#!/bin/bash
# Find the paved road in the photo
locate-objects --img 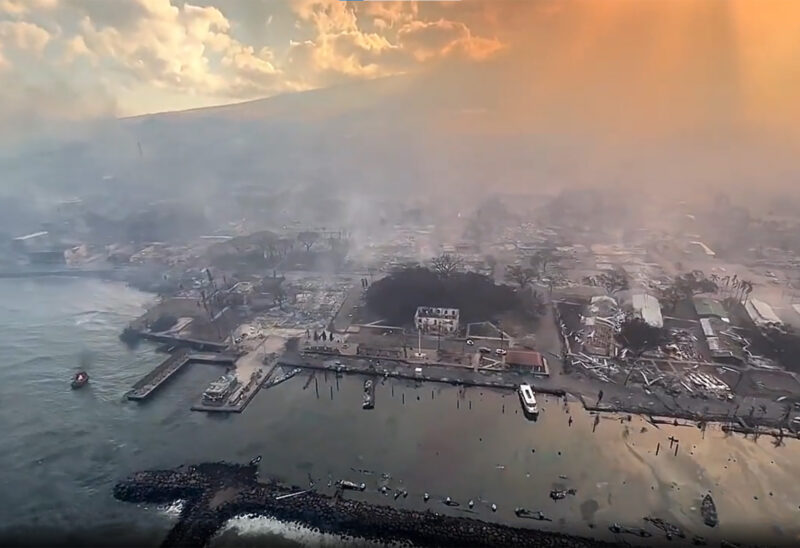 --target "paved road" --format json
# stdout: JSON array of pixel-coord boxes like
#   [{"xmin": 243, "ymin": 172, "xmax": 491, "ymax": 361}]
[{"xmin": 331, "ymin": 285, "xmax": 364, "ymax": 333}]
